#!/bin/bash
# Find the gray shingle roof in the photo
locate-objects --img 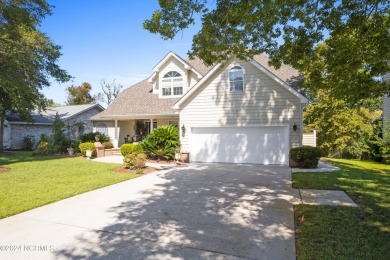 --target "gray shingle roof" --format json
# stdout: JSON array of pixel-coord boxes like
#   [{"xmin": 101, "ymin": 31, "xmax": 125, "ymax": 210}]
[
  {"xmin": 6, "ymin": 104, "xmax": 103, "ymax": 124},
  {"xmin": 91, "ymin": 53, "xmax": 301, "ymax": 120},
  {"xmin": 90, "ymin": 80, "xmax": 178, "ymax": 120}
]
